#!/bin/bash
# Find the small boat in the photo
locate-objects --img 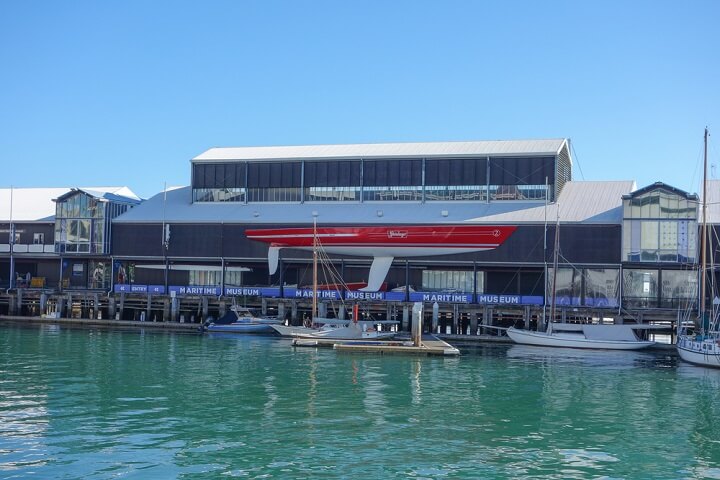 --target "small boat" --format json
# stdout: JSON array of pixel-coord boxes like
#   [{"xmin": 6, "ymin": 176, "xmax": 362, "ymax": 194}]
[
  {"xmin": 203, "ymin": 306, "xmax": 282, "ymax": 334},
  {"xmin": 506, "ymin": 208, "xmax": 654, "ymax": 351},
  {"xmin": 292, "ymin": 320, "xmax": 397, "ymax": 340},
  {"xmin": 269, "ymin": 318, "xmax": 350, "ymax": 337},
  {"xmin": 506, "ymin": 323, "xmax": 656, "ymax": 350}
]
